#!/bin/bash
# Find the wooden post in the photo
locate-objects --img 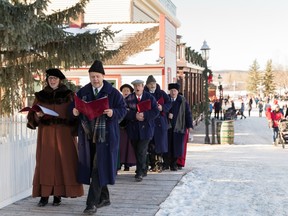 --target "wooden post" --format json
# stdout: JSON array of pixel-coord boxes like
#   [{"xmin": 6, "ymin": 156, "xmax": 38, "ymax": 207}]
[{"xmin": 211, "ymin": 118, "xmax": 215, "ymax": 144}]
